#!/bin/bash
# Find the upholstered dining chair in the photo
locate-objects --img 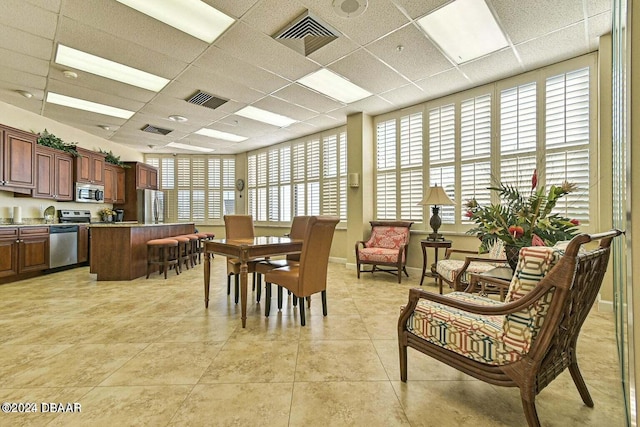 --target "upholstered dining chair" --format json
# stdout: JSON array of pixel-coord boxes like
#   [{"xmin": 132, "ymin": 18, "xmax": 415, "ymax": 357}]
[
  {"xmin": 398, "ymin": 229, "xmax": 622, "ymax": 427},
  {"xmin": 355, "ymin": 220, "xmax": 414, "ymax": 283},
  {"xmin": 253, "ymin": 215, "xmax": 310, "ymax": 304},
  {"xmin": 264, "ymin": 216, "xmax": 339, "ymax": 326},
  {"xmin": 223, "ymin": 214, "xmax": 262, "ymax": 303}
]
